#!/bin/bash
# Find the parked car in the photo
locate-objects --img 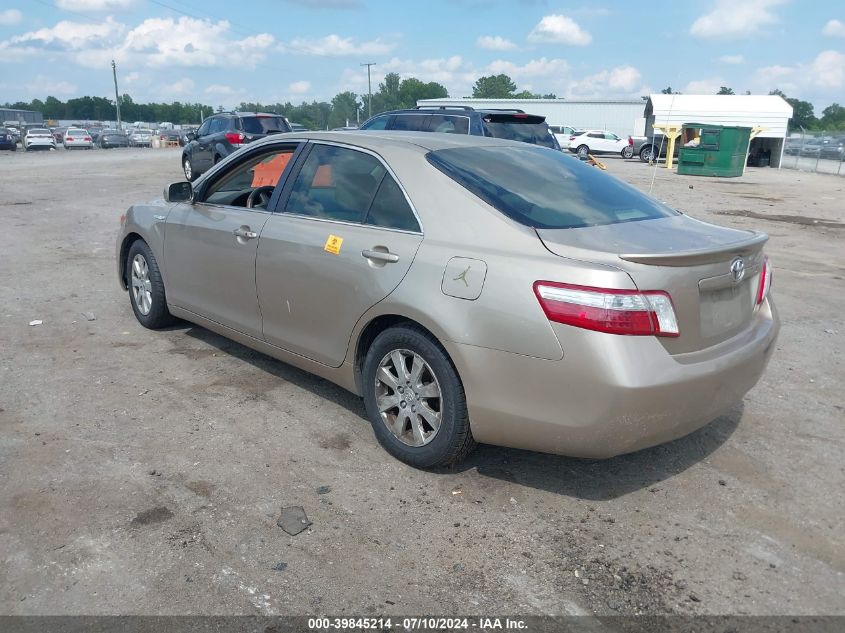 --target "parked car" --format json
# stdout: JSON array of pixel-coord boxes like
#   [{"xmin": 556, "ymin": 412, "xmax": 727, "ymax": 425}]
[
  {"xmin": 158, "ymin": 128, "xmax": 182, "ymax": 145},
  {"xmin": 181, "ymin": 111, "xmax": 291, "ymax": 181},
  {"xmin": 289, "ymin": 122, "xmax": 309, "ymax": 132},
  {"xmin": 3, "ymin": 125, "xmax": 21, "ymax": 146},
  {"xmin": 783, "ymin": 138, "xmax": 803, "ymax": 156},
  {"xmin": 819, "ymin": 137, "xmax": 845, "ymax": 161},
  {"xmin": 129, "ymin": 129, "xmax": 153, "ymax": 147},
  {"xmin": 23, "ymin": 128, "xmax": 57, "ymax": 151},
  {"xmin": 88, "ymin": 128, "xmax": 103, "ymax": 143},
  {"xmin": 117, "ymin": 132, "xmax": 778, "ymax": 468},
  {"xmin": 799, "ymin": 138, "xmax": 825, "ymax": 158},
  {"xmin": 0, "ymin": 127, "xmax": 17, "ymax": 151},
  {"xmin": 63, "ymin": 128, "xmax": 93, "ymax": 150},
  {"xmin": 548, "ymin": 125, "xmax": 580, "ymax": 149},
  {"xmin": 568, "ymin": 130, "xmax": 634, "ymax": 159},
  {"xmin": 98, "ymin": 129, "xmax": 129, "ymax": 149},
  {"xmin": 51, "ymin": 127, "xmax": 67, "ymax": 144},
  {"xmin": 359, "ymin": 106, "xmax": 561, "ymax": 150}
]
